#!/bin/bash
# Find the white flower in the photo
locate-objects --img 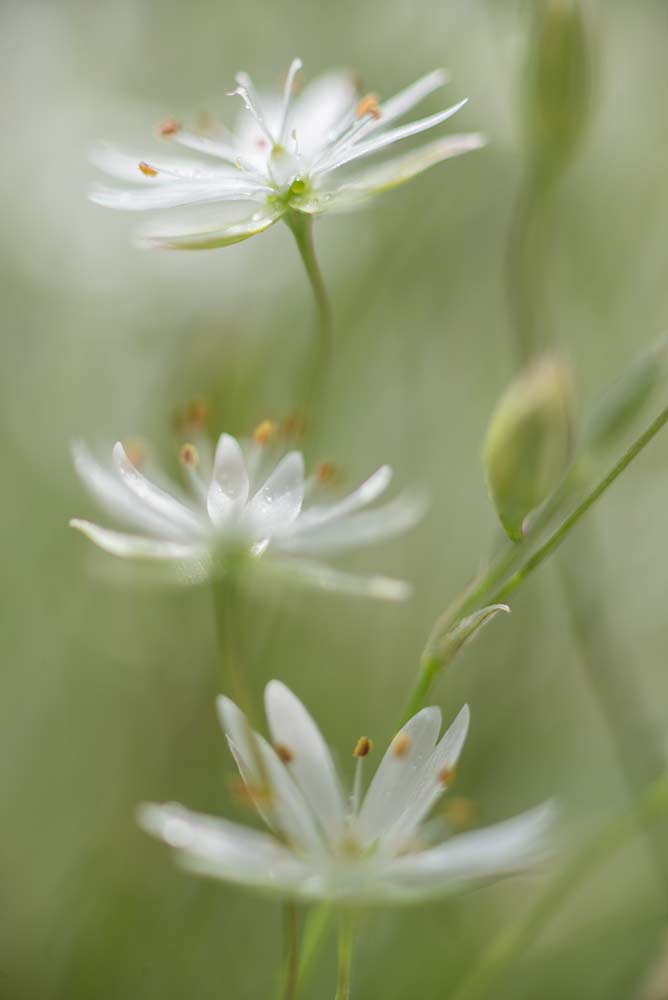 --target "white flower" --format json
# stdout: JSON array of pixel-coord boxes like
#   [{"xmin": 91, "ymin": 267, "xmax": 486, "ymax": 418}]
[
  {"xmin": 138, "ymin": 682, "xmax": 554, "ymax": 903},
  {"xmin": 70, "ymin": 432, "xmax": 422, "ymax": 600},
  {"xmin": 91, "ymin": 60, "xmax": 485, "ymax": 249}
]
